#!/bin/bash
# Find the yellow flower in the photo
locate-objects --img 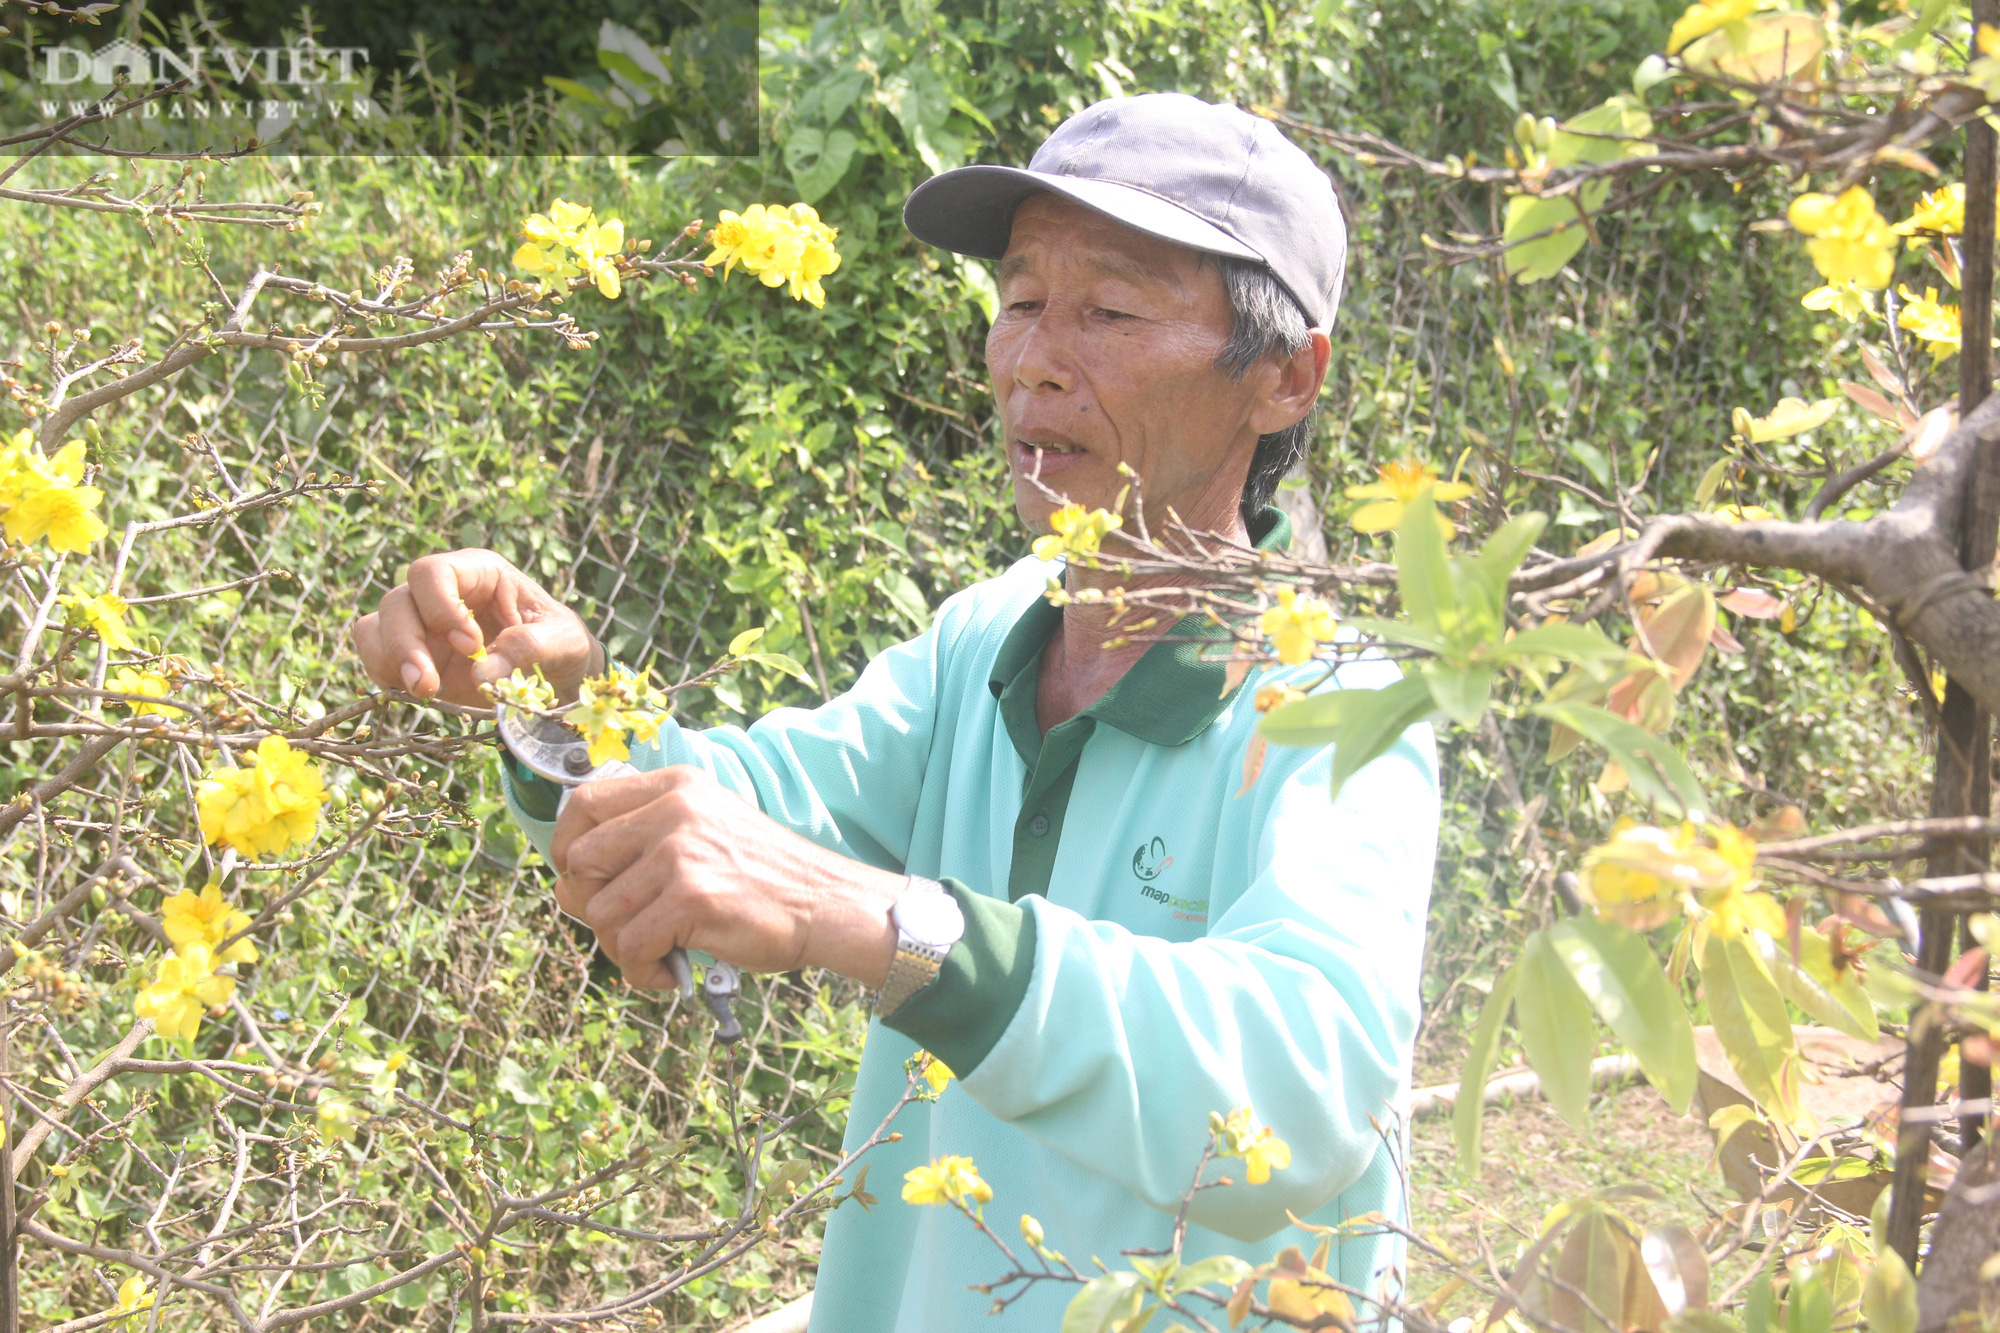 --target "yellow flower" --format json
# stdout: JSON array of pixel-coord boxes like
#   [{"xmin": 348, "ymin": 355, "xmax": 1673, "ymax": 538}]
[
  {"xmin": 133, "ymin": 943, "xmax": 236, "ymax": 1041},
  {"xmin": 705, "ymin": 204, "xmax": 843, "ymax": 305},
  {"xmin": 1665, "ymin": 0, "xmax": 1759, "ymax": 53},
  {"xmin": 61, "ymin": 591, "xmax": 136, "ymax": 652},
  {"xmin": 1894, "ymin": 184, "xmax": 1965, "ymax": 237},
  {"xmin": 107, "ymin": 666, "xmax": 170, "ymax": 709},
  {"xmin": 1983, "ymin": 23, "xmax": 2000, "ymax": 57},
  {"xmin": 1258, "ymin": 588, "xmax": 1339, "ymax": 666},
  {"xmin": 196, "ymin": 735, "xmax": 330, "ymax": 858},
  {"xmin": 1345, "ymin": 459, "xmax": 1475, "ymax": 539},
  {"xmin": 1031, "ymin": 503, "xmax": 1124, "ymax": 562},
  {"xmin": 1, "ymin": 440, "xmax": 107, "ymax": 553},
  {"xmin": 901, "ymin": 1154, "xmax": 993, "ymax": 1207},
  {"xmin": 1800, "ymin": 282, "xmax": 1874, "ymax": 321},
  {"xmin": 1579, "ymin": 819, "xmax": 1766, "ymax": 932},
  {"xmin": 1216, "ymin": 1106, "xmax": 1292, "ymax": 1185},
  {"xmin": 1788, "ymin": 187, "xmax": 1897, "ymax": 292},
  {"xmin": 161, "ymin": 882, "xmax": 258, "ymax": 965},
  {"xmin": 317, "ymin": 1098, "xmax": 361, "ymax": 1145},
  {"xmin": 919, "ymin": 1052, "xmax": 955, "ymax": 1094},
  {"xmin": 1267, "ymin": 1260, "xmax": 1355, "ymax": 1325},
  {"xmin": 109, "ymin": 1272, "xmax": 154, "ymax": 1320},
  {"xmin": 513, "ymin": 200, "xmax": 625, "ymax": 298},
  {"xmin": 1898, "ymin": 285, "xmax": 1962, "ymax": 360},
  {"xmin": 559, "ymin": 667, "xmax": 670, "ymax": 768},
  {"xmin": 1731, "ymin": 396, "xmax": 1839, "ymax": 443}
]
